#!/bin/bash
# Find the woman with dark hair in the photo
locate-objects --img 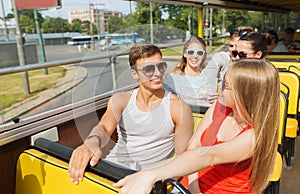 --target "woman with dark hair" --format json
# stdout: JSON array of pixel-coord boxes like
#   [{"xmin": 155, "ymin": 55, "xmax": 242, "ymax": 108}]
[
  {"xmin": 203, "ymin": 31, "xmax": 267, "ymax": 104},
  {"xmin": 232, "ymin": 32, "xmax": 269, "ymax": 60}
]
